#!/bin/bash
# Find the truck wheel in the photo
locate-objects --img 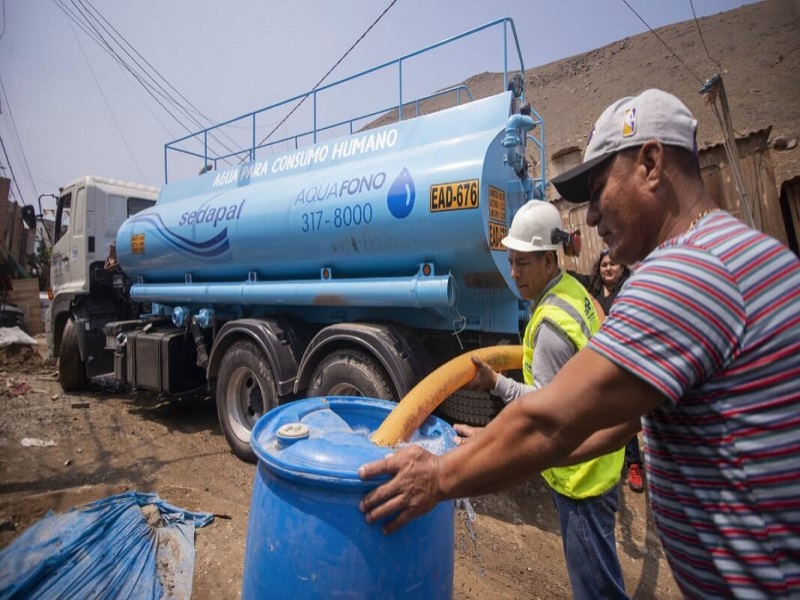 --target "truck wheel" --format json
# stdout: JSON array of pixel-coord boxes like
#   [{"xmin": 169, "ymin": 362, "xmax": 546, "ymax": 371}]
[
  {"xmin": 58, "ymin": 319, "xmax": 88, "ymax": 391},
  {"xmin": 436, "ymin": 389, "xmax": 505, "ymax": 426},
  {"xmin": 216, "ymin": 341, "xmax": 277, "ymax": 463},
  {"xmin": 307, "ymin": 349, "xmax": 396, "ymax": 401}
]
